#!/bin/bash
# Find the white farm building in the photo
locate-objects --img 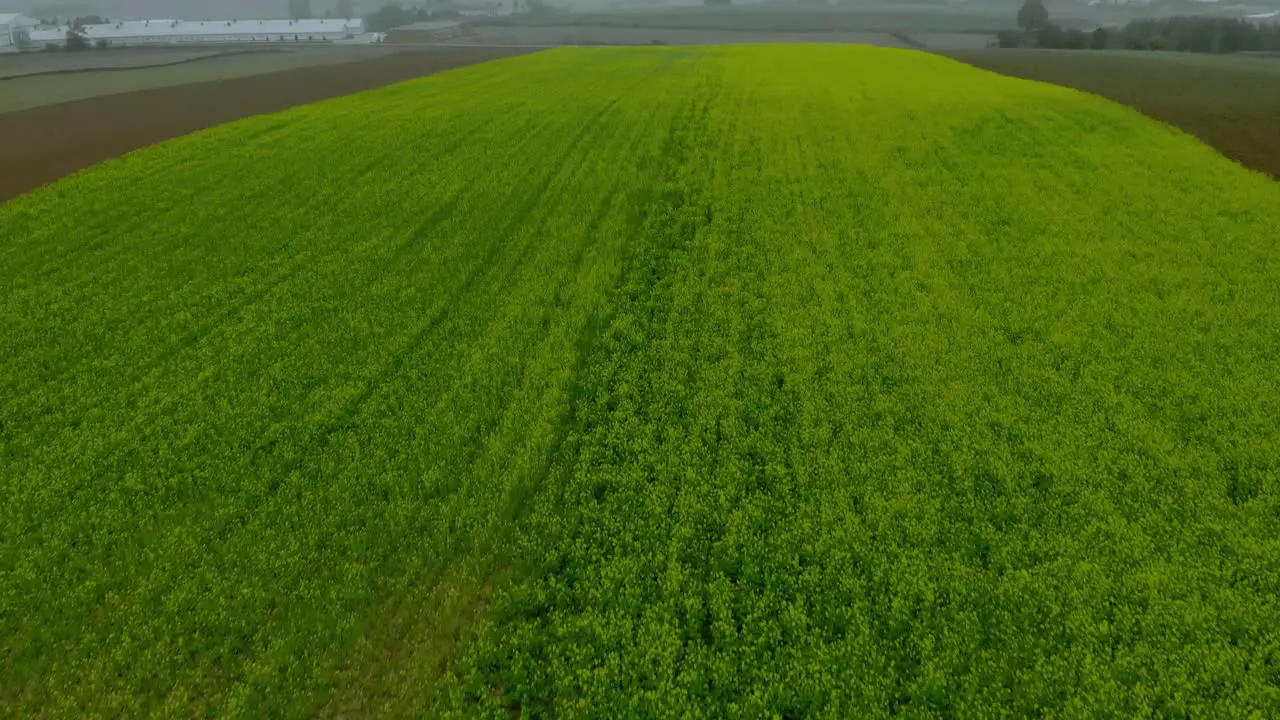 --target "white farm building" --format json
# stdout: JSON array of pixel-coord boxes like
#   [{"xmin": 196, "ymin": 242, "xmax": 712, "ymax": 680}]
[
  {"xmin": 29, "ymin": 18, "xmax": 365, "ymax": 48},
  {"xmin": 0, "ymin": 13, "xmax": 38, "ymax": 52}
]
